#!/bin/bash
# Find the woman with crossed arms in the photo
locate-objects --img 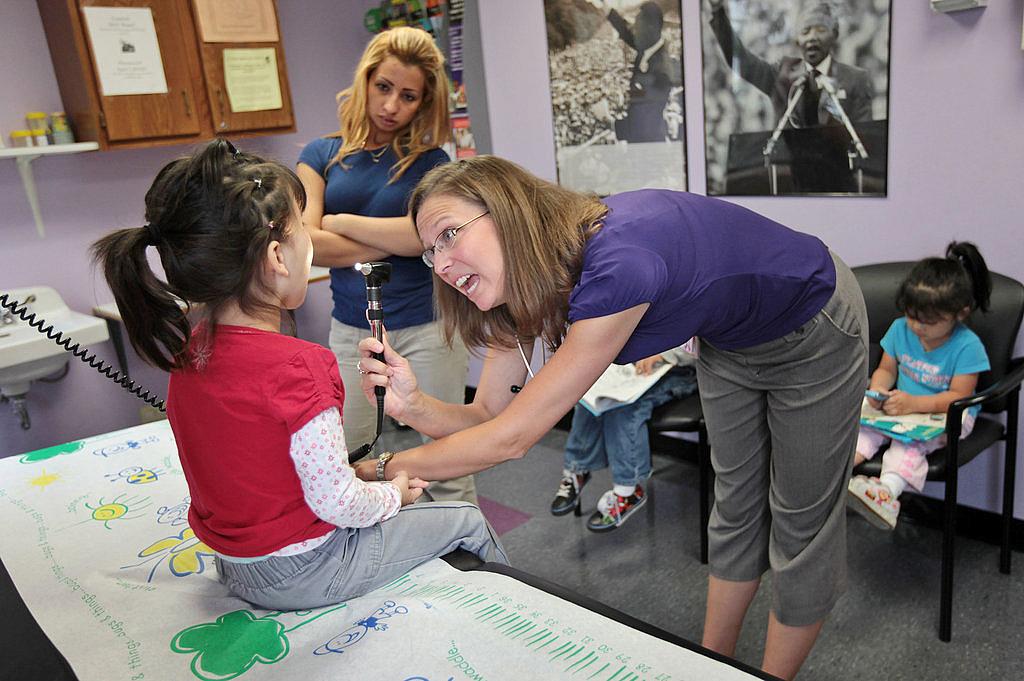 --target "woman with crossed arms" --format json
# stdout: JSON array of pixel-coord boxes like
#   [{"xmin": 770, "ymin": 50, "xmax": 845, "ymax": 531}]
[{"xmin": 298, "ymin": 26, "xmax": 474, "ymax": 502}]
